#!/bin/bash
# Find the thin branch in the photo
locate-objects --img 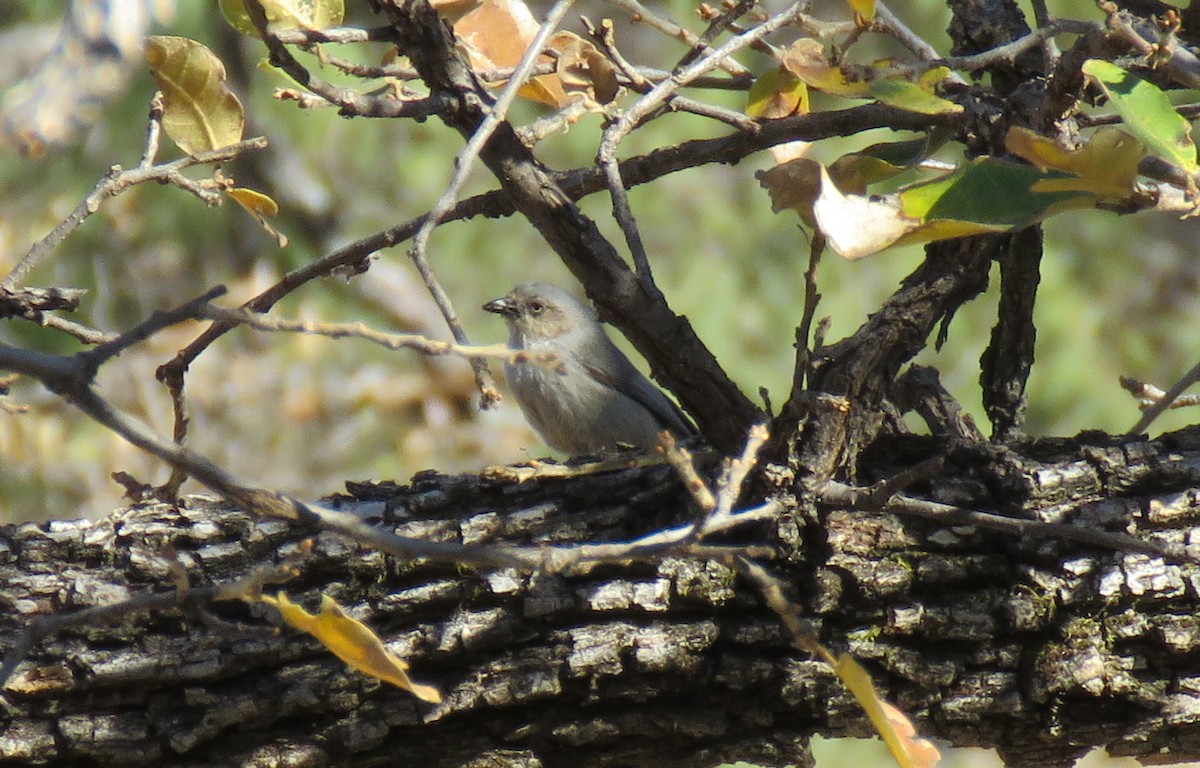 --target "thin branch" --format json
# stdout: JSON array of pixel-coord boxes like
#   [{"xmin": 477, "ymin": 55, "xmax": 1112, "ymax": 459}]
[
  {"xmin": 2, "ymin": 135, "xmax": 267, "ymax": 291},
  {"xmin": 1121, "ymin": 376, "xmax": 1200, "ymax": 411},
  {"xmin": 660, "ymin": 432, "xmax": 718, "ymax": 513},
  {"xmin": 709, "ymin": 424, "xmax": 770, "ymax": 525},
  {"xmin": 586, "ymin": 17, "xmax": 758, "ymax": 133},
  {"xmin": 873, "ymin": 1, "xmax": 945, "ymax": 64},
  {"xmin": 600, "ymin": 0, "xmax": 751, "ymax": 77},
  {"xmin": 597, "ymin": 1, "xmax": 806, "ymax": 289},
  {"xmin": 1028, "ymin": 0, "xmax": 1061, "ymax": 65},
  {"xmin": 139, "ymin": 92, "xmax": 165, "ymax": 167},
  {"xmin": 481, "ymin": 448, "xmax": 712, "ymax": 482},
  {"xmin": 1102, "ymin": 3, "xmax": 1200, "ymax": 90},
  {"xmin": 876, "ymin": 19, "xmax": 1096, "ymax": 80},
  {"xmin": 601, "ymin": 0, "xmax": 807, "ymax": 155},
  {"xmin": 199, "ymin": 305, "xmax": 563, "ymax": 370},
  {"xmin": 33, "ymin": 314, "xmax": 118, "ymax": 345},
  {"xmin": 79, "ymin": 287, "xmax": 228, "ymax": 373},
  {"xmin": 676, "ymin": 0, "xmax": 758, "ymax": 71},
  {"xmin": 244, "ymin": 2, "xmax": 455, "ymax": 119},
  {"xmin": 734, "ymin": 557, "xmax": 825, "ymax": 657},
  {"xmin": 409, "ymin": 0, "xmax": 578, "ymax": 256},
  {"xmin": 156, "ymin": 101, "xmax": 950, "ymax": 407},
  {"xmin": 1129, "ymin": 358, "xmax": 1200, "ymax": 433},
  {"xmin": 271, "ymin": 26, "xmax": 395, "ymax": 45},
  {"xmin": 404, "ymin": 0, "xmax": 578, "ymax": 409},
  {"xmin": 788, "ymin": 230, "xmax": 824, "ymax": 410},
  {"xmin": 662, "ymin": 94, "xmax": 761, "ymax": 131}
]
